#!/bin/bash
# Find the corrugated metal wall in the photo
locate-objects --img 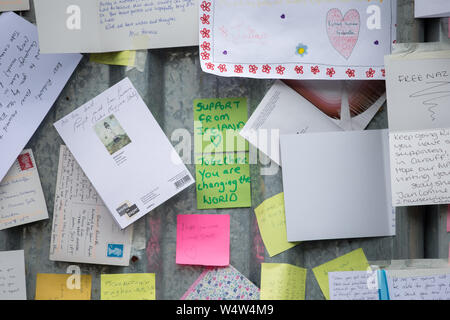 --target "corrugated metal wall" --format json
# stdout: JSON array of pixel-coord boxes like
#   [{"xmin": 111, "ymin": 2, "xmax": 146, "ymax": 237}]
[{"xmin": 0, "ymin": 0, "xmax": 449, "ymax": 299}]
